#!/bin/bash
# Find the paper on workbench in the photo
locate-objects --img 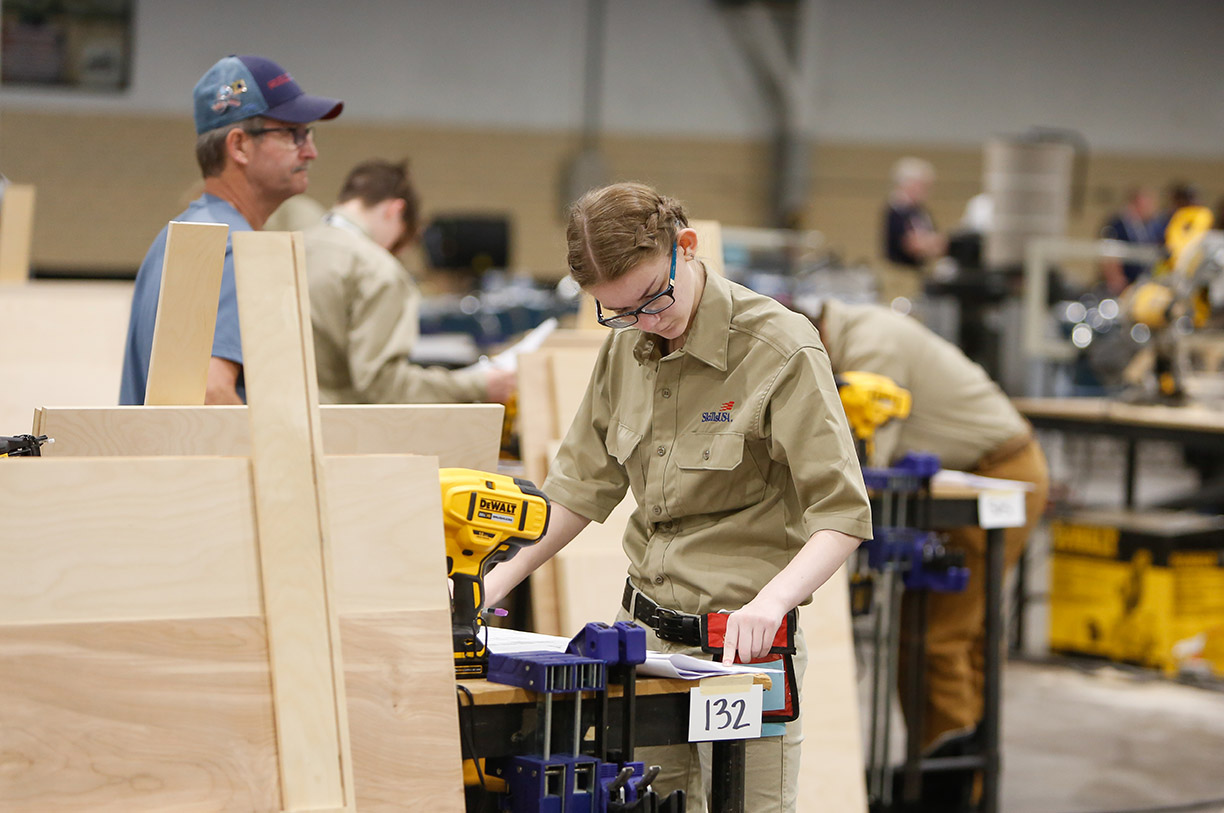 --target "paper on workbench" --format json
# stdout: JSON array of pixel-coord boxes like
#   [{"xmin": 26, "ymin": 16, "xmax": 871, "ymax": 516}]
[
  {"xmin": 932, "ymin": 469, "xmax": 1035, "ymax": 492},
  {"xmin": 466, "ymin": 317, "xmax": 559, "ymax": 373},
  {"xmin": 484, "ymin": 626, "xmax": 767, "ymax": 680}
]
